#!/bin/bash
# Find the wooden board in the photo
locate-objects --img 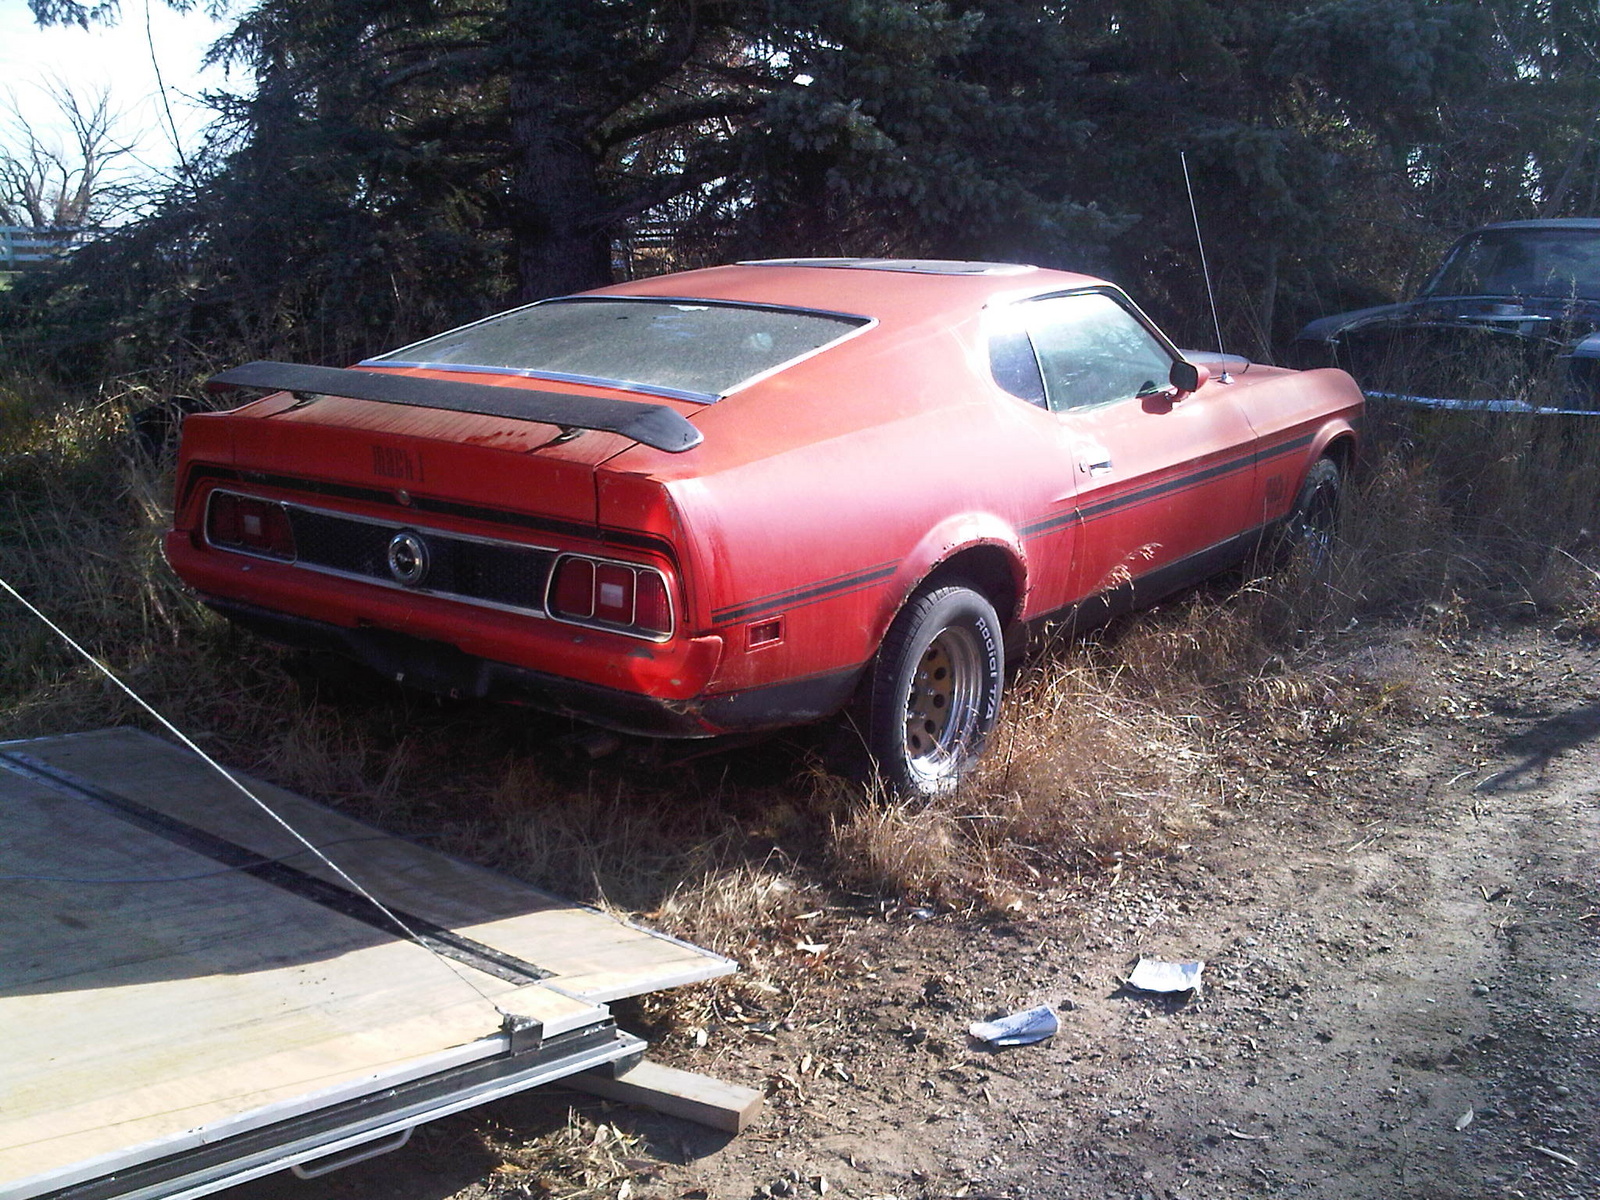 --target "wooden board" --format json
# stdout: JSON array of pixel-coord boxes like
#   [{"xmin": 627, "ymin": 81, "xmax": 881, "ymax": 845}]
[
  {"xmin": 563, "ymin": 1062, "xmax": 761, "ymax": 1139},
  {"xmin": 4, "ymin": 728, "xmax": 736, "ymax": 1002},
  {"xmin": 0, "ymin": 729, "xmax": 735, "ymax": 1194},
  {"xmin": 566, "ymin": 1061, "xmax": 764, "ymax": 1134}
]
